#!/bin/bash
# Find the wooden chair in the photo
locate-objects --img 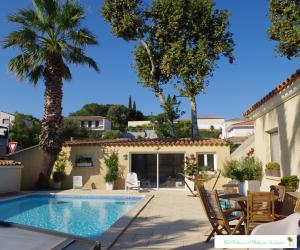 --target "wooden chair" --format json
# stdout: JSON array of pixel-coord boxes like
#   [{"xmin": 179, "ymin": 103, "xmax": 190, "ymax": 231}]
[
  {"xmin": 270, "ymin": 185, "xmax": 286, "ymax": 219},
  {"xmin": 196, "ymin": 184, "xmax": 244, "ymax": 242},
  {"xmin": 246, "ymin": 191, "xmax": 275, "ymax": 234}
]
